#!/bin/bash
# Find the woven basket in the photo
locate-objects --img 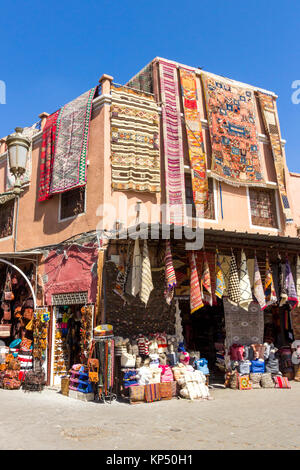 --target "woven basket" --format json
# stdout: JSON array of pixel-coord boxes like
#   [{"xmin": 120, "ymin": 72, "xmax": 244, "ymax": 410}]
[{"xmin": 61, "ymin": 376, "xmax": 70, "ymax": 396}]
